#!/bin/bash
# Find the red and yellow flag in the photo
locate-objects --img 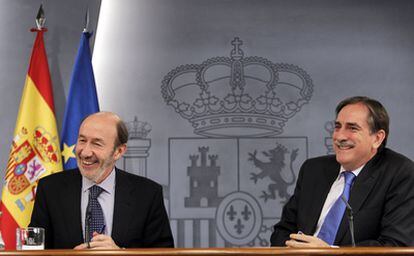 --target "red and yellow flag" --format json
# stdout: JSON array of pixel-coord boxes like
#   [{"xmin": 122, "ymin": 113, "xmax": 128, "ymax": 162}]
[{"xmin": 0, "ymin": 28, "xmax": 62, "ymax": 249}]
